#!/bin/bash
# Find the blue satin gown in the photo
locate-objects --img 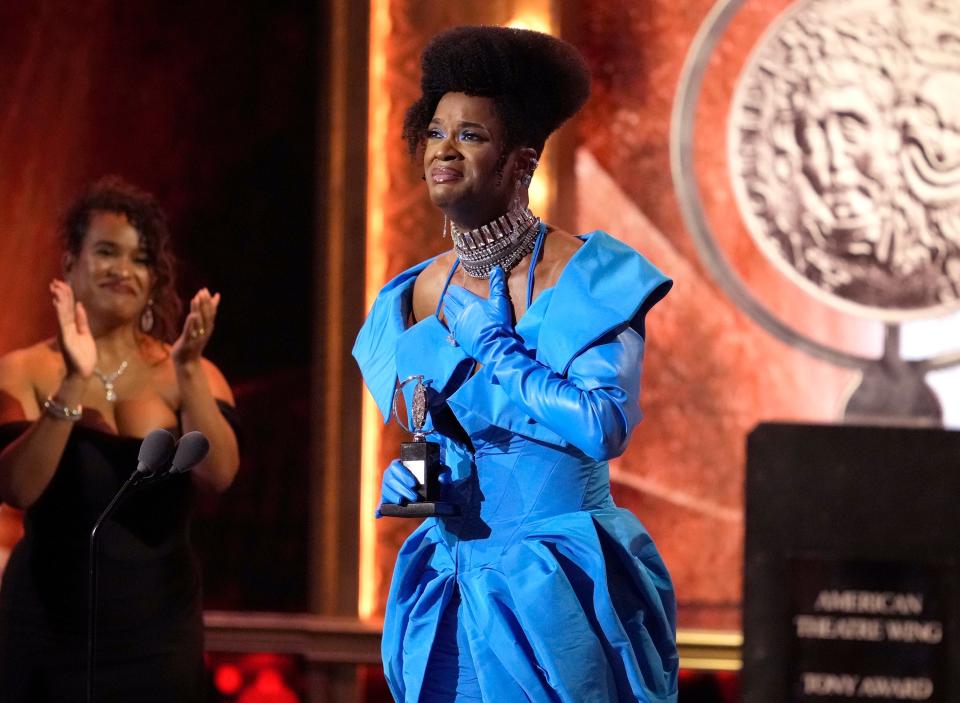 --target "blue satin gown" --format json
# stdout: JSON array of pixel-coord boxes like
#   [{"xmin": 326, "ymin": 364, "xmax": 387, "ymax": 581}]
[{"xmin": 353, "ymin": 230, "xmax": 679, "ymax": 702}]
